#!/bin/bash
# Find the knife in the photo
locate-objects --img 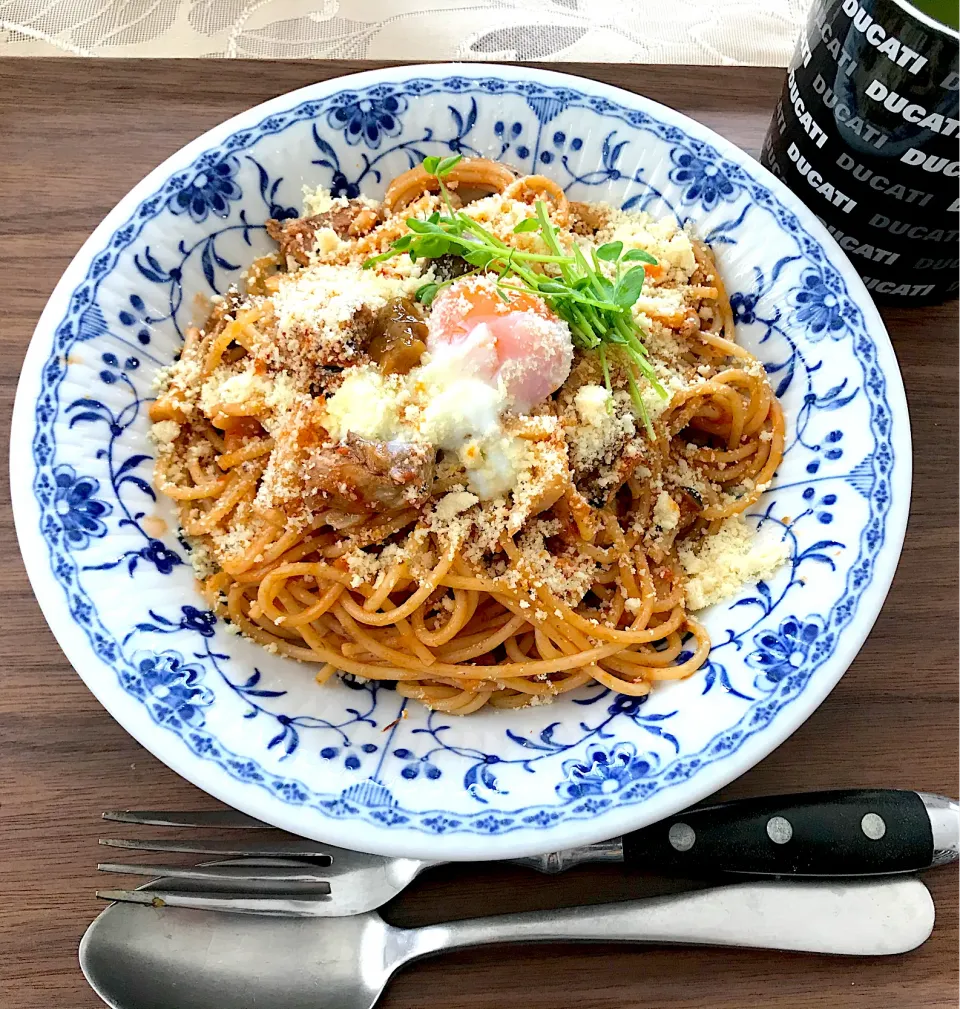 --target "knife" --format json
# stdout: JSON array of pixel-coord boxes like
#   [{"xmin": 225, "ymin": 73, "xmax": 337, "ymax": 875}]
[{"xmin": 615, "ymin": 789, "xmax": 959, "ymax": 877}]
